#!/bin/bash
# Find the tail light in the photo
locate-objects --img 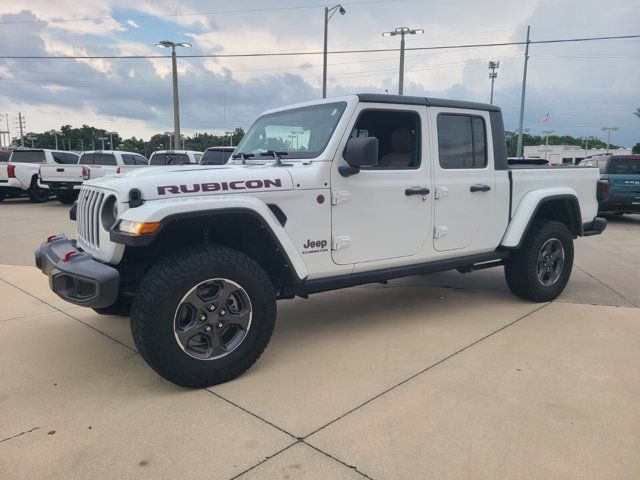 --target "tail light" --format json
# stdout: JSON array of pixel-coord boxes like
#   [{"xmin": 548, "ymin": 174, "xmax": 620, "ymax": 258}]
[
  {"xmin": 596, "ymin": 179, "xmax": 610, "ymax": 201},
  {"xmin": 82, "ymin": 166, "xmax": 90, "ymax": 180},
  {"xmin": 116, "ymin": 167, "xmax": 121, "ymax": 174},
  {"xmin": 7, "ymin": 164, "xmax": 16, "ymax": 178}
]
